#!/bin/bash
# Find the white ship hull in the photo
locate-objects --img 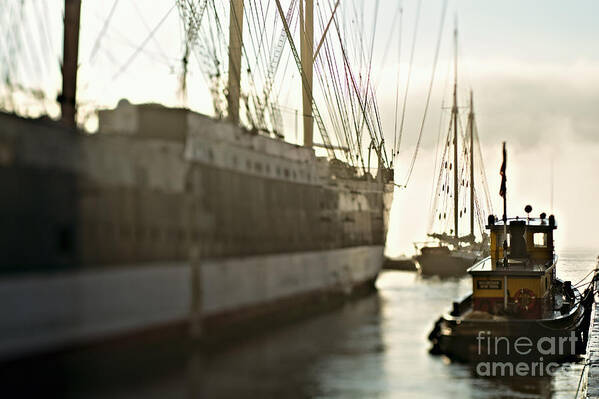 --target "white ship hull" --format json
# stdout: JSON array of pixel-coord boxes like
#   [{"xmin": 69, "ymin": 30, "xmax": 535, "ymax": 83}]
[{"xmin": 0, "ymin": 245, "xmax": 383, "ymax": 361}]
